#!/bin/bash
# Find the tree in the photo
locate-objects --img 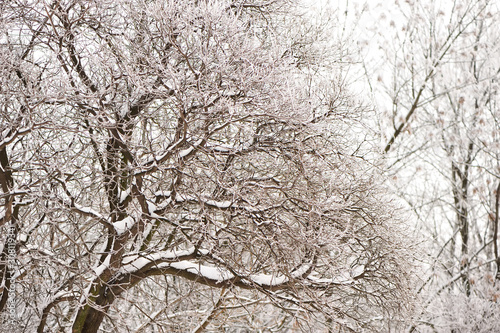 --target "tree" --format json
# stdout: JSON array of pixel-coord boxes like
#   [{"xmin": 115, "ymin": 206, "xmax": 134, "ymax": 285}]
[
  {"xmin": 0, "ymin": 1, "xmax": 415, "ymax": 332},
  {"xmin": 359, "ymin": 0, "xmax": 500, "ymax": 330}
]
